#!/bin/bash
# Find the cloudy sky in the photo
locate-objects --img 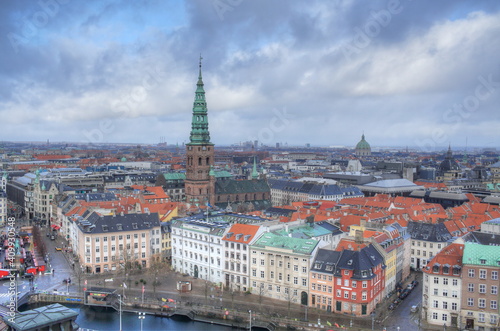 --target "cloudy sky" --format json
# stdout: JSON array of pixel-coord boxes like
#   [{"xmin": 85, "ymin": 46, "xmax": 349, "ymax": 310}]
[{"xmin": 2, "ymin": 0, "xmax": 500, "ymax": 151}]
